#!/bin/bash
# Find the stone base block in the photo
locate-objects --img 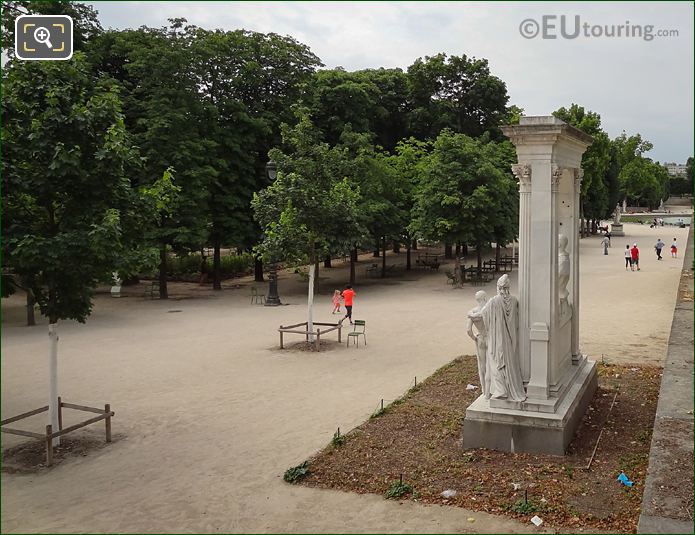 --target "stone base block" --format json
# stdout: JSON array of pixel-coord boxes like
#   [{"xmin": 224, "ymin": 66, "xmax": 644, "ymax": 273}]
[
  {"xmin": 462, "ymin": 360, "xmax": 597, "ymax": 455},
  {"xmin": 611, "ymin": 223, "xmax": 625, "ymax": 236}
]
